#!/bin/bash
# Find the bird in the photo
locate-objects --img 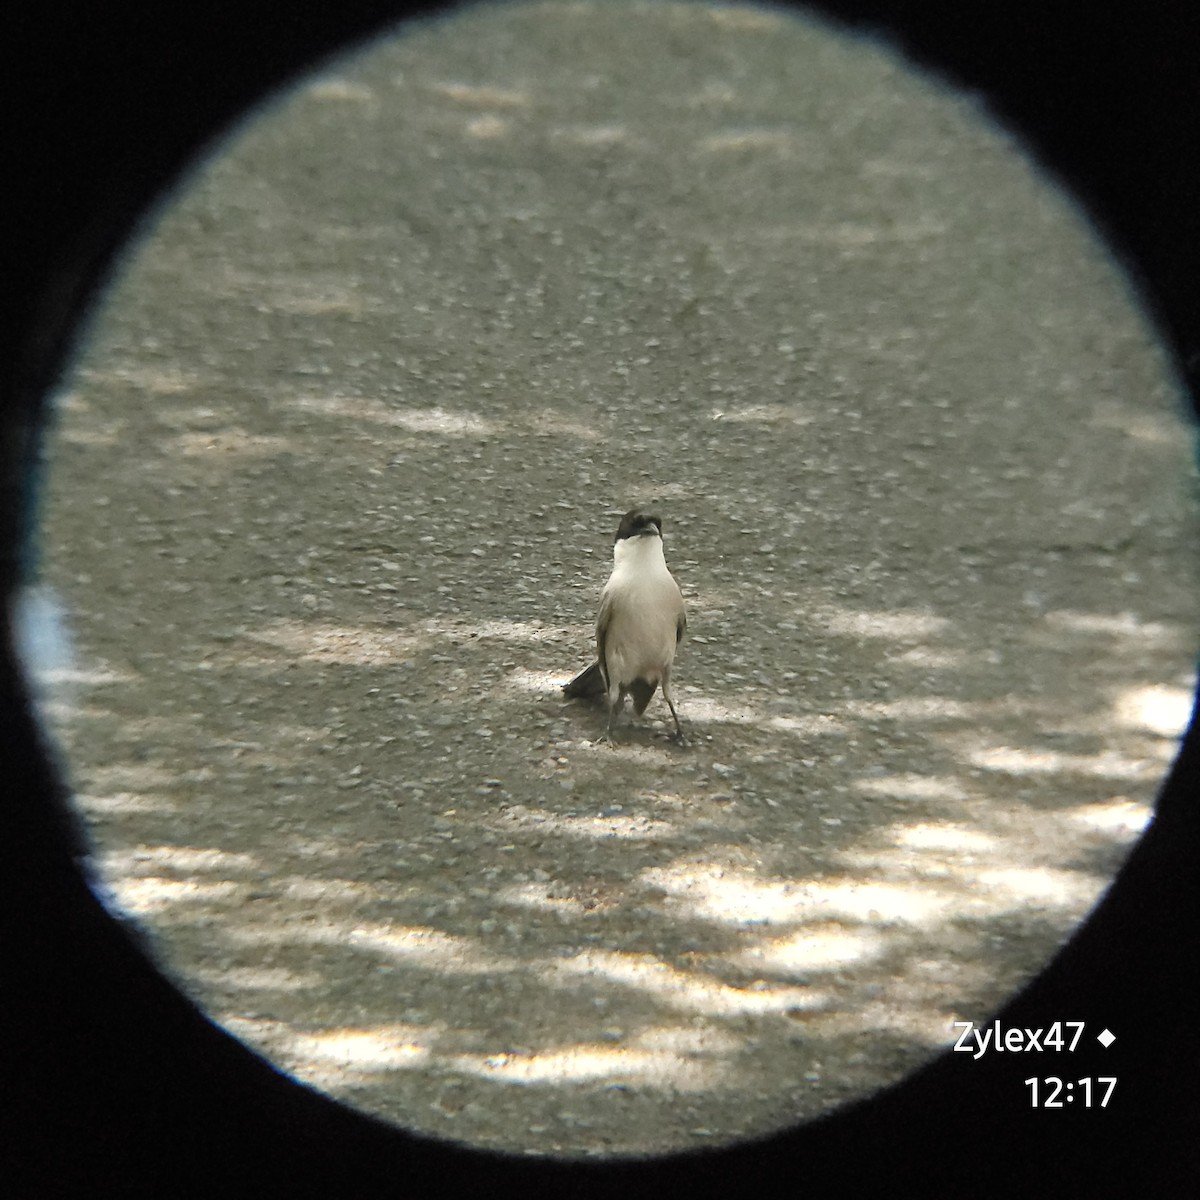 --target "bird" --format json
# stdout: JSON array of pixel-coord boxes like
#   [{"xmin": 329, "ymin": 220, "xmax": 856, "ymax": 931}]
[{"xmin": 563, "ymin": 508, "xmax": 687, "ymax": 743}]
